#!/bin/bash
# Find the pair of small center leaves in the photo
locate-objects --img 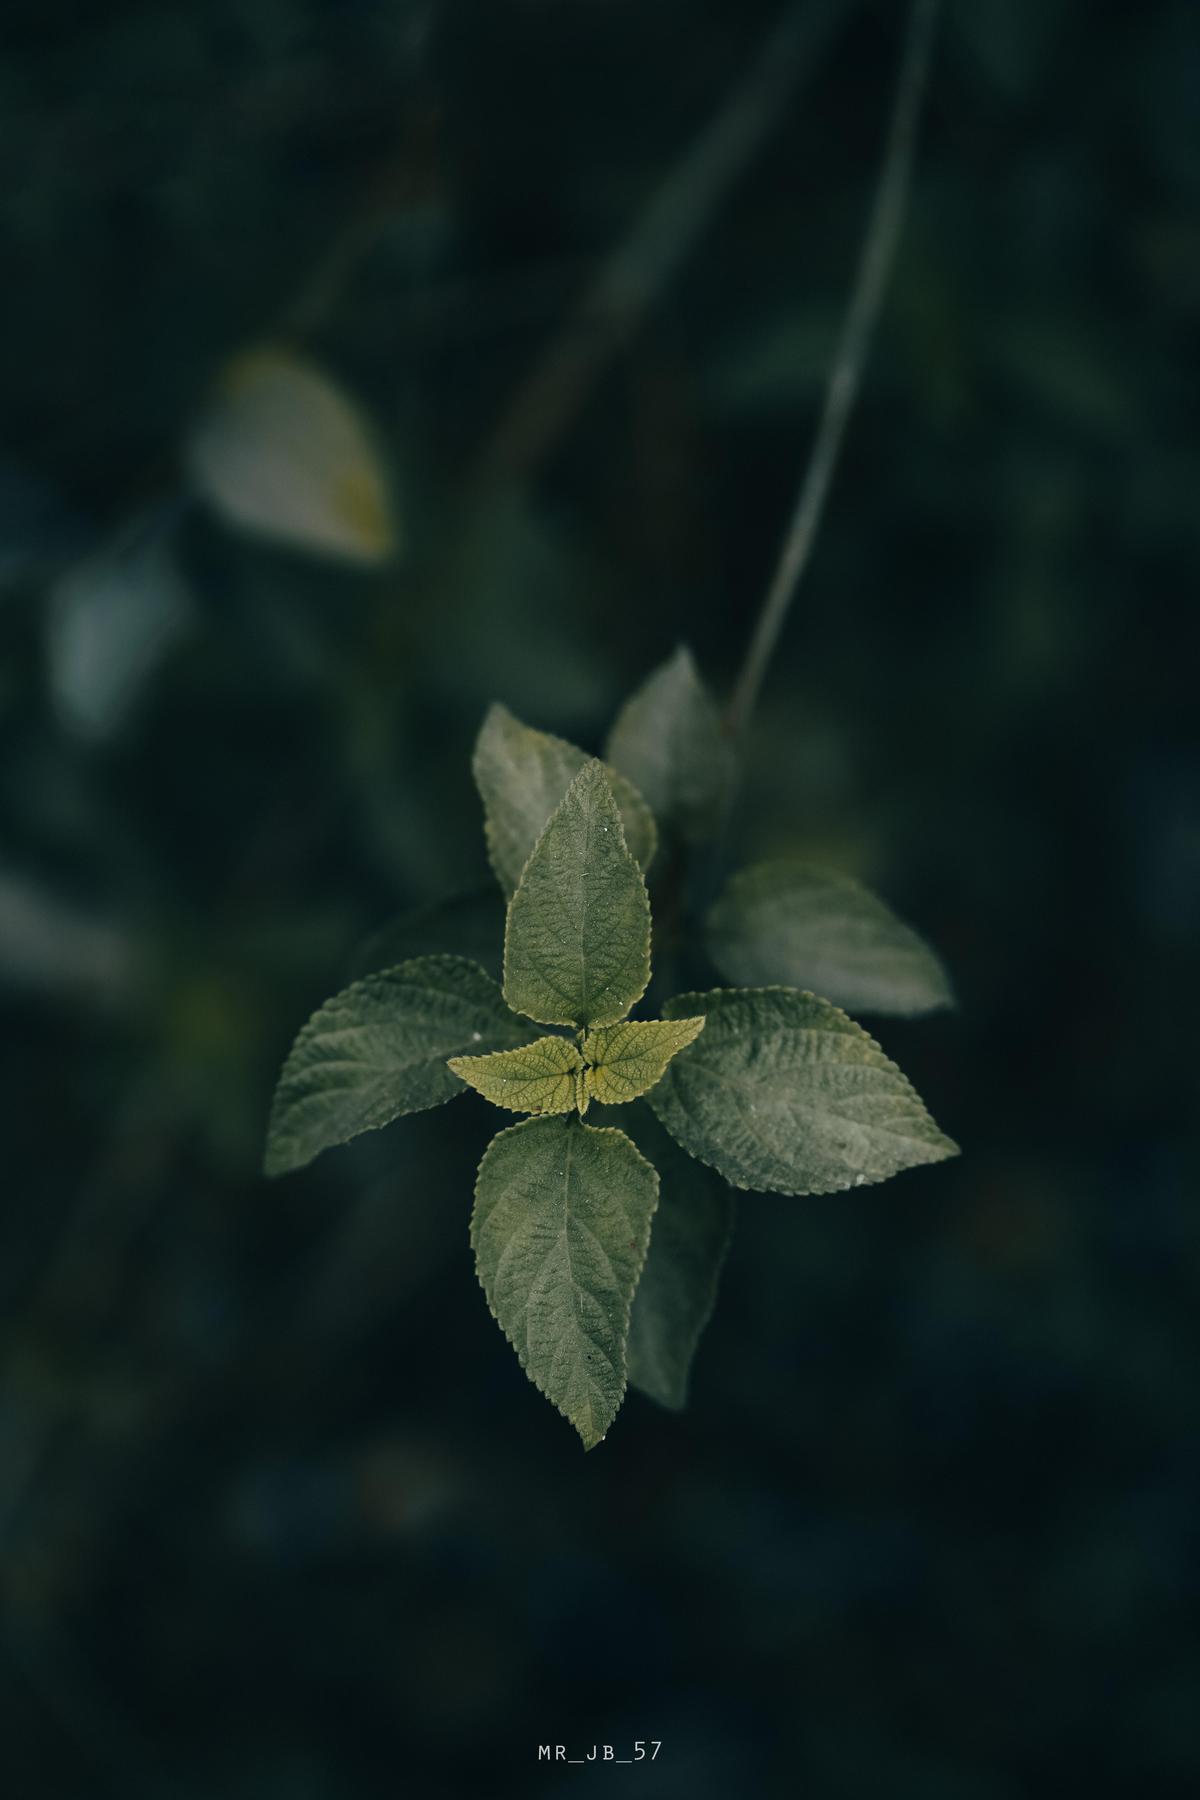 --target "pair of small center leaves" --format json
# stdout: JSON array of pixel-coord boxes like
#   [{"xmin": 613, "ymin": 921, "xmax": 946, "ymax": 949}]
[{"xmin": 448, "ymin": 1016, "xmax": 705, "ymax": 1115}]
